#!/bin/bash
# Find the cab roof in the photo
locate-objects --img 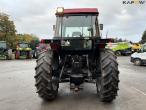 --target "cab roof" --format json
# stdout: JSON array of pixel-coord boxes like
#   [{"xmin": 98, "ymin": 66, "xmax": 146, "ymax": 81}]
[{"xmin": 56, "ymin": 8, "xmax": 99, "ymax": 15}]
